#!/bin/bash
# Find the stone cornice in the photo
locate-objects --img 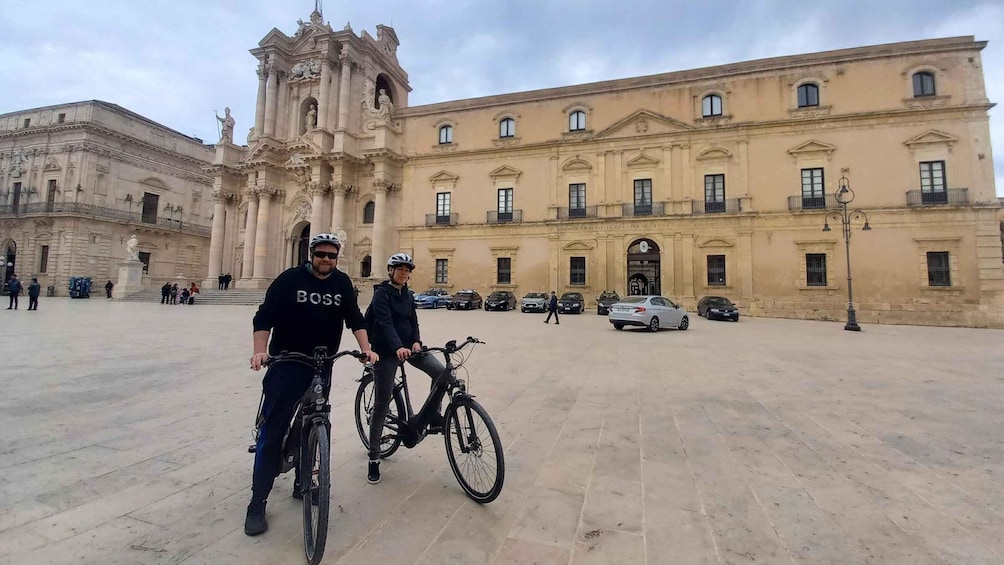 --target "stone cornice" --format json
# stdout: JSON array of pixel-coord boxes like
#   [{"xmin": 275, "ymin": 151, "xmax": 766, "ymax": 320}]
[{"xmin": 397, "ymin": 36, "xmax": 985, "ymax": 118}]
